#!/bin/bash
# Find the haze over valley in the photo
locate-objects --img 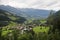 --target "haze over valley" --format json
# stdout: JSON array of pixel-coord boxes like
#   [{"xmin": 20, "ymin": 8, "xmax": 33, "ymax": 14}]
[{"xmin": 0, "ymin": 0, "xmax": 60, "ymax": 40}]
